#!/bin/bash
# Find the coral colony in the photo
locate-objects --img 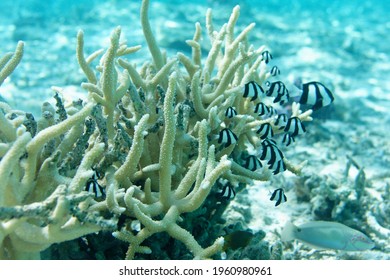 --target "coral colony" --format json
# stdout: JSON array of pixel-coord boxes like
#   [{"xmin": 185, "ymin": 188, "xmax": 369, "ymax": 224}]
[{"xmin": 0, "ymin": 0, "xmax": 334, "ymax": 259}]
